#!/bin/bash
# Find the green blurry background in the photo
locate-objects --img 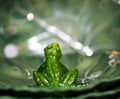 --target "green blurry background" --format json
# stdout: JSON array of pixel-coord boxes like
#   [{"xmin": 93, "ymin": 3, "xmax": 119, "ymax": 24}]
[{"xmin": 0, "ymin": 0, "xmax": 120, "ymax": 98}]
